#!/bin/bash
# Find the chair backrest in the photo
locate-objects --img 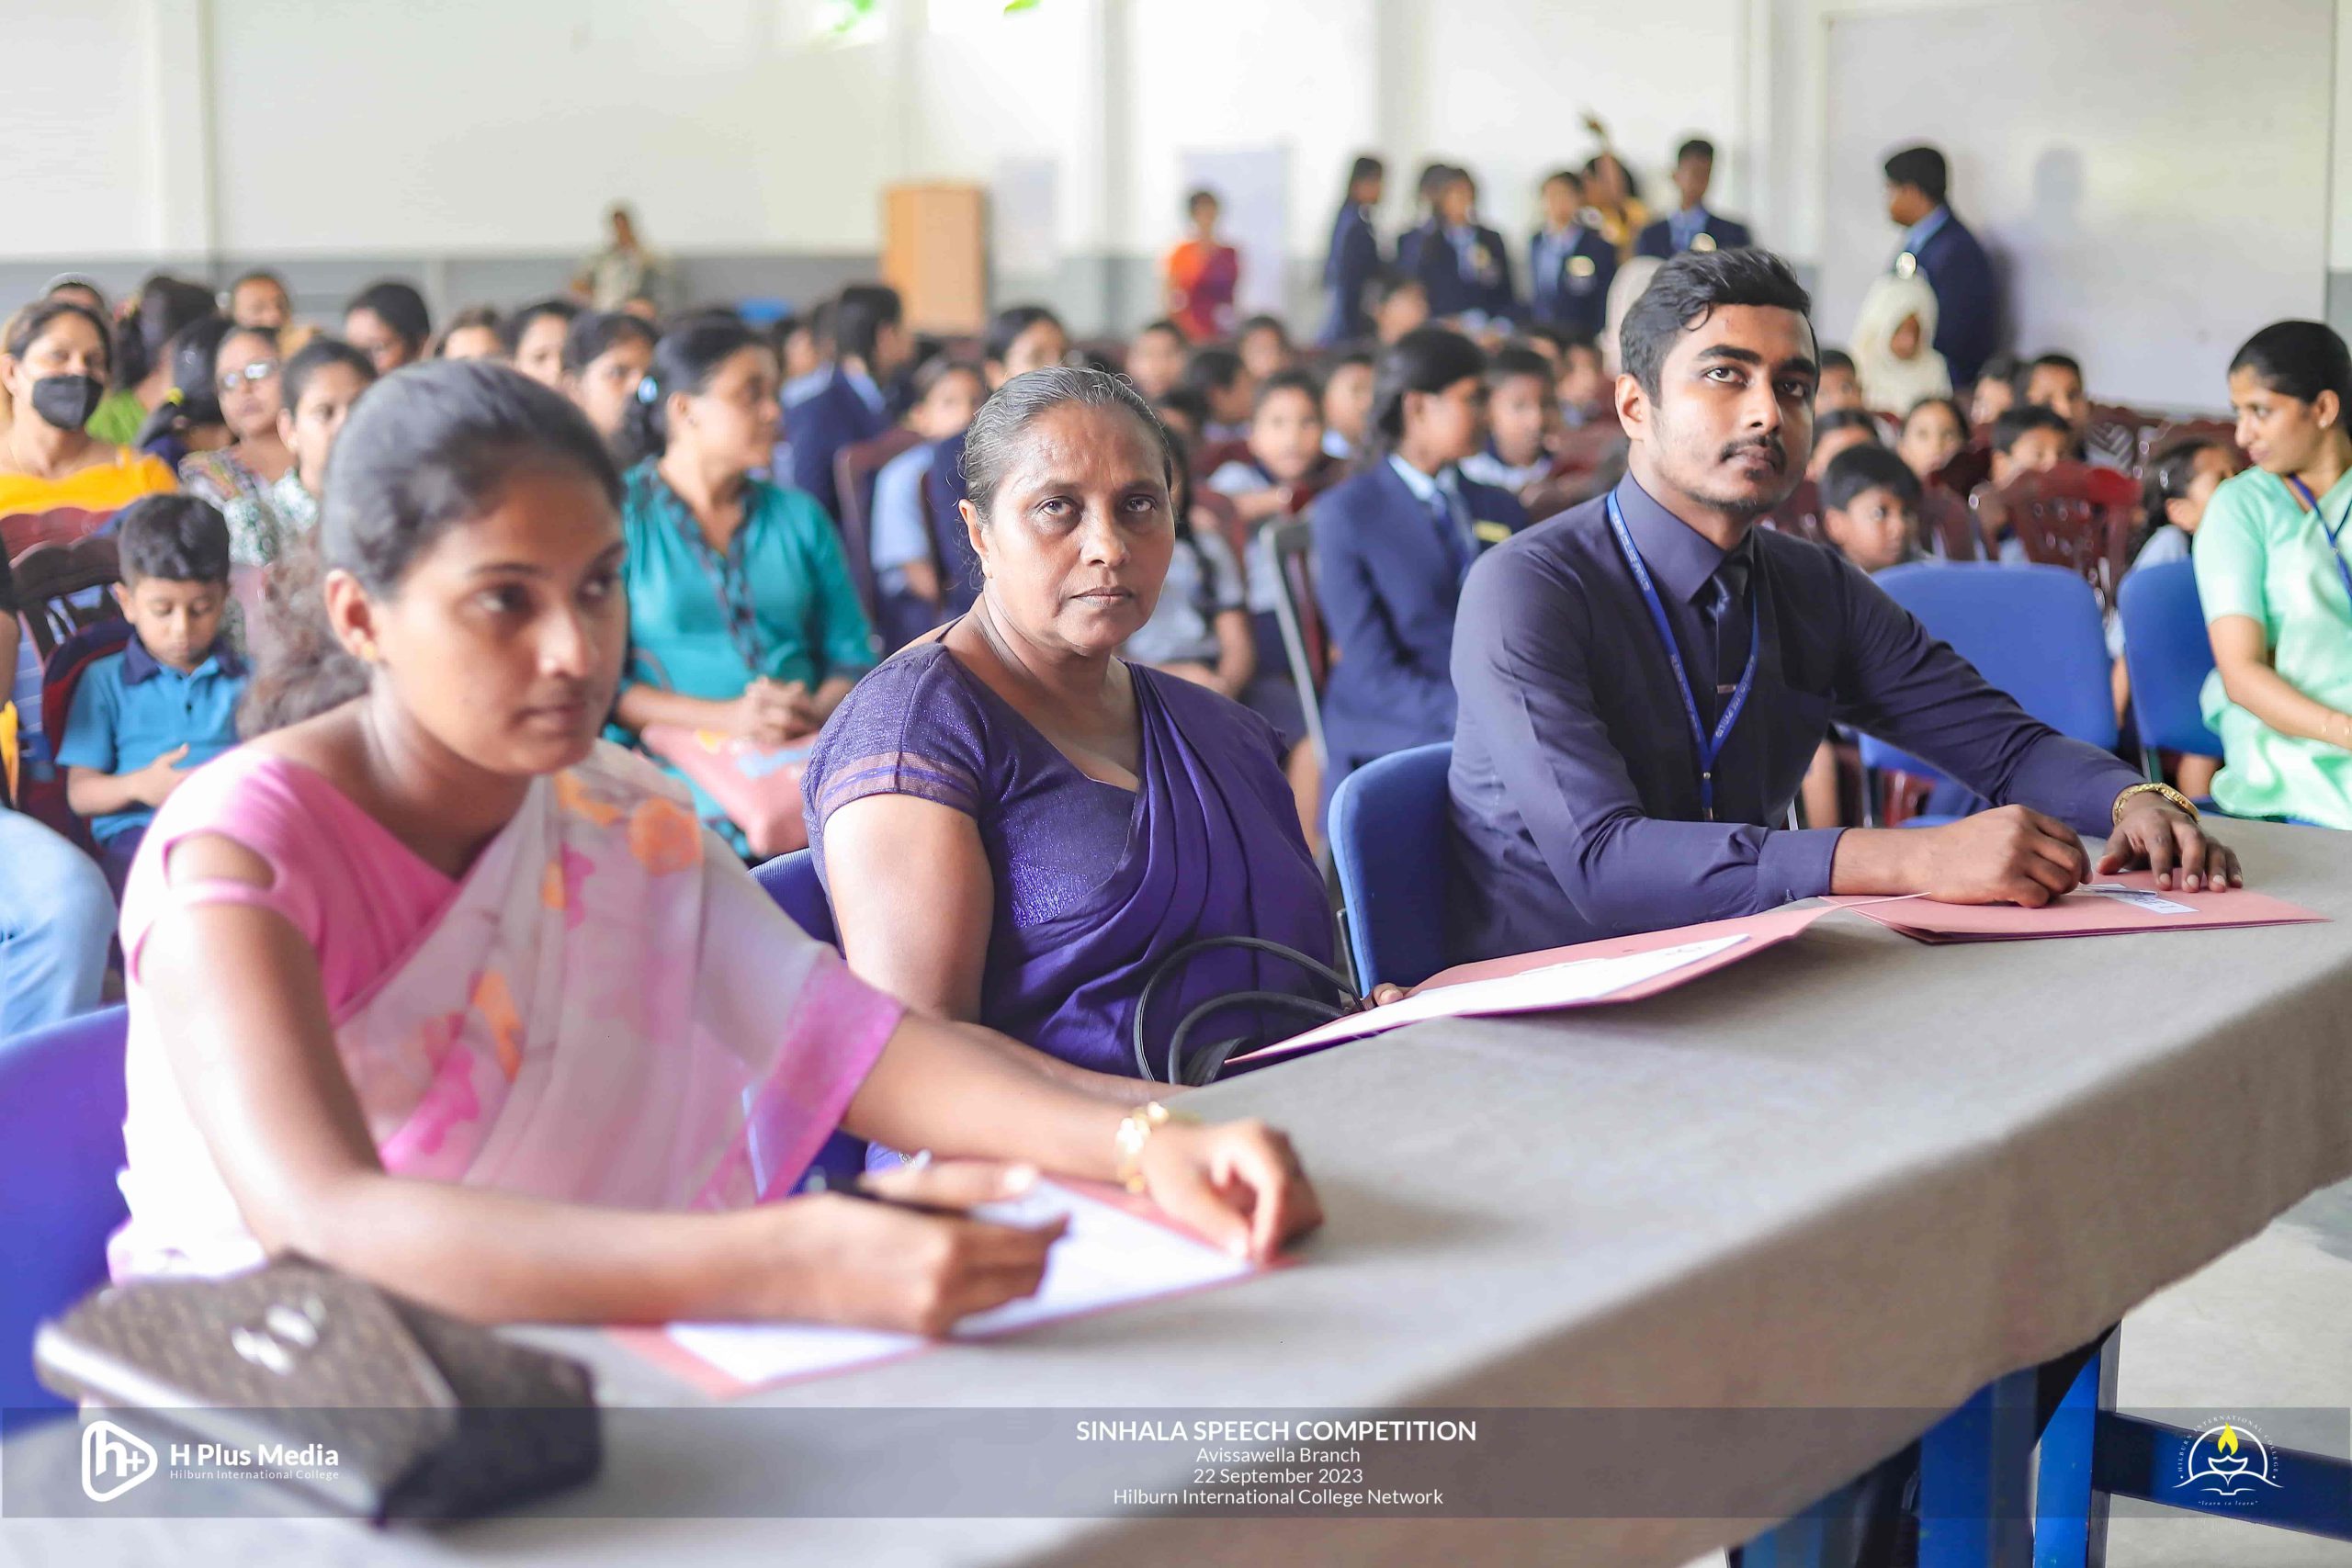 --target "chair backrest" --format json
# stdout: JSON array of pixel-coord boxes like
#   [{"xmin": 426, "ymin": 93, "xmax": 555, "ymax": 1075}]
[
  {"xmin": 0, "ymin": 1005, "xmax": 130, "ymax": 1414},
  {"xmin": 13, "ymin": 535, "xmax": 124, "ymax": 663},
  {"xmin": 41, "ymin": 616, "xmax": 135, "ymax": 766},
  {"xmin": 0, "ymin": 505, "xmax": 109, "ymax": 562},
  {"xmin": 1192, "ymin": 489, "xmax": 1250, "ymax": 567},
  {"xmin": 1857, "ymin": 562, "xmax": 2118, "ymax": 781},
  {"xmin": 1996, "ymin": 461, "xmax": 2140, "ymax": 613},
  {"xmin": 831, "ymin": 427, "xmax": 927, "ymax": 623},
  {"xmin": 2144, "ymin": 418, "xmax": 2245, "ymax": 473},
  {"xmin": 2086, "ymin": 400, "xmax": 2162, "ymax": 475},
  {"xmin": 748, "ymin": 850, "xmax": 868, "ymax": 1186},
  {"xmin": 2118, "ymin": 560, "xmax": 2223, "ymax": 766},
  {"xmin": 1266, "ymin": 519, "xmax": 1330, "ymax": 768},
  {"xmin": 1918, "ymin": 487, "xmax": 1983, "ymax": 562},
  {"xmin": 1932, "ymin": 446, "xmax": 1992, "ymax": 499},
  {"xmin": 1761, "ymin": 478, "xmax": 1825, "ymax": 546},
  {"xmin": 752, "ymin": 848, "xmax": 838, "ymax": 949},
  {"xmin": 1190, "ymin": 437, "xmax": 1253, "ymax": 481},
  {"xmin": 1329, "ymin": 743, "xmax": 1453, "ymax": 991}
]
